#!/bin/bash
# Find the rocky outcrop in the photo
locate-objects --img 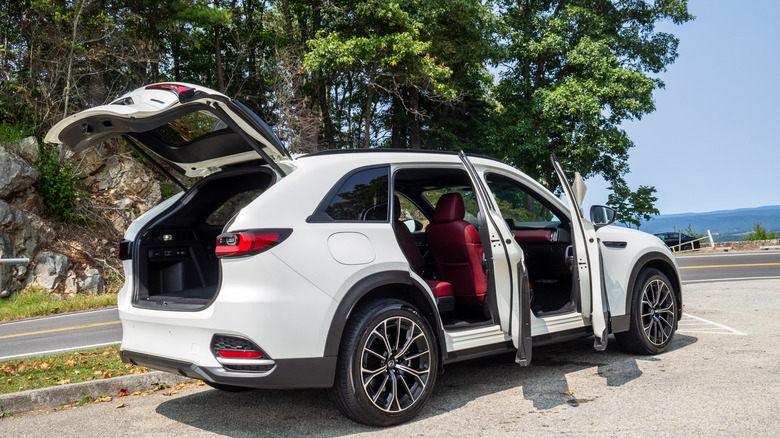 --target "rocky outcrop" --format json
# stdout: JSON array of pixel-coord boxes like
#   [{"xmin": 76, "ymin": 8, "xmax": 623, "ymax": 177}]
[
  {"xmin": 0, "ymin": 199, "xmax": 56, "ymax": 293},
  {"xmin": 0, "ymin": 145, "xmax": 38, "ymax": 199},
  {"xmin": 0, "ymin": 200, "xmax": 54, "ymax": 259},
  {"xmin": 27, "ymin": 251, "xmax": 69, "ymax": 290},
  {"xmin": 0, "ymin": 138, "xmax": 135, "ymax": 296},
  {"xmin": 73, "ymin": 144, "xmax": 161, "ymax": 233},
  {"xmin": 4, "ymin": 136, "xmax": 39, "ymax": 162}
]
